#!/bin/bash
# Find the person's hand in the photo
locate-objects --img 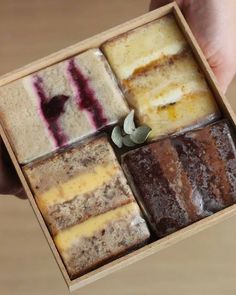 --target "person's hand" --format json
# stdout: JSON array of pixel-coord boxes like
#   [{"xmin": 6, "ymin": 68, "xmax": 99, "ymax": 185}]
[
  {"xmin": 150, "ymin": 0, "xmax": 236, "ymax": 93},
  {"xmin": 0, "ymin": 138, "xmax": 26, "ymax": 198}
]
